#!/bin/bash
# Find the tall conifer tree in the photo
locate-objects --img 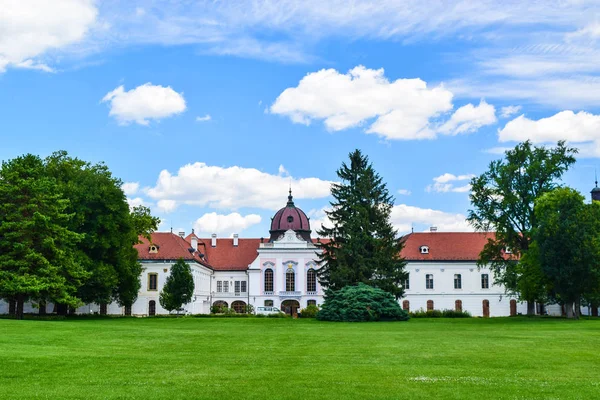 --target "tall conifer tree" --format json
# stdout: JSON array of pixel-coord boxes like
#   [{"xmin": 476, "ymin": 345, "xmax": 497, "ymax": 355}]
[{"xmin": 317, "ymin": 150, "xmax": 407, "ymax": 299}]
